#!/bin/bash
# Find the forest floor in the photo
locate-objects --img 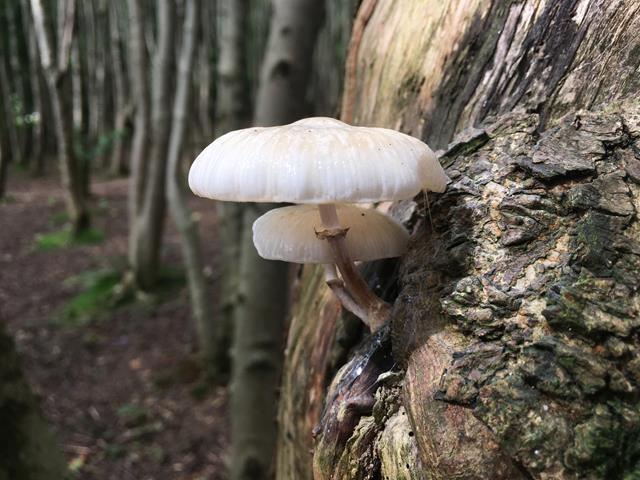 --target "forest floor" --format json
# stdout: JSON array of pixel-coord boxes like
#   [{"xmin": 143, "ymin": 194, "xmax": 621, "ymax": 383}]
[{"xmin": 0, "ymin": 170, "xmax": 229, "ymax": 480}]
